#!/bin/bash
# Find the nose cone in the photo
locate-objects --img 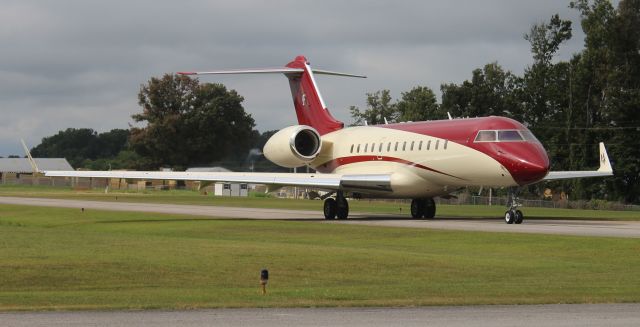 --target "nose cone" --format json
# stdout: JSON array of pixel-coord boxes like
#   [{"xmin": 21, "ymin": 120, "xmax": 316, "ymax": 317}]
[{"xmin": 505, "ymin": 144, "xmax": 550, "ymax": 185}]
